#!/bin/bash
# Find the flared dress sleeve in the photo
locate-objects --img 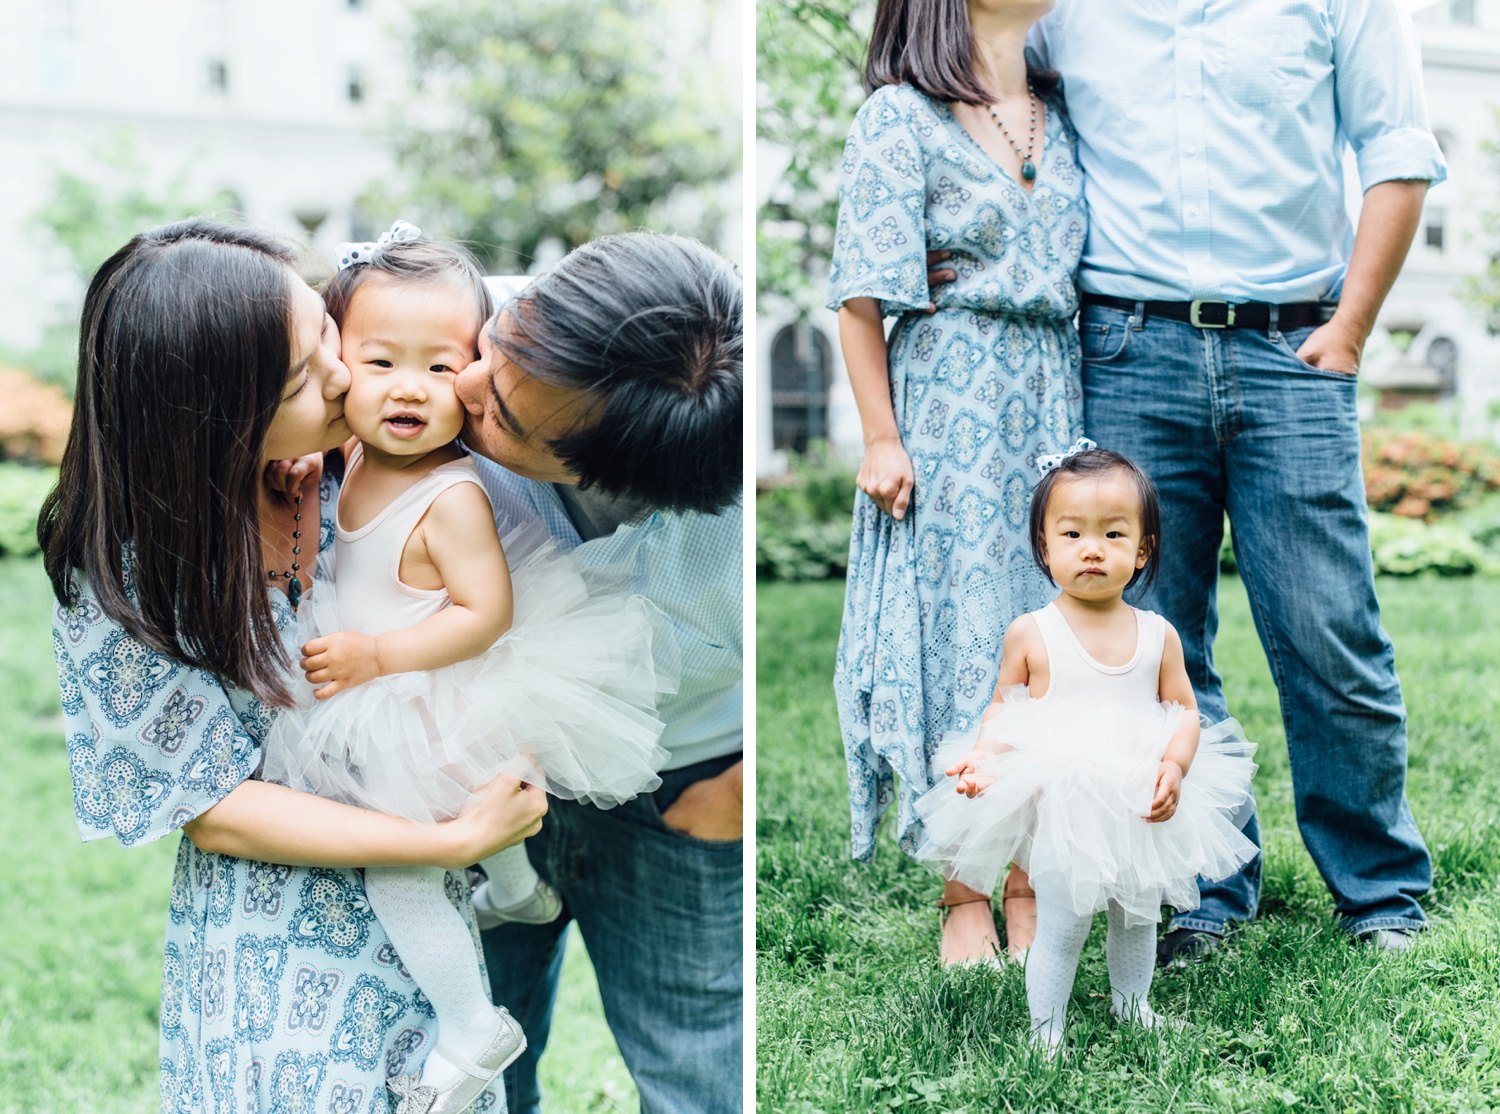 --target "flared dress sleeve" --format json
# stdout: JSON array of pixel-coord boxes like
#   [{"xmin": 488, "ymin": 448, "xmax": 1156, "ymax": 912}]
[
  {"xmin": 52, "ymin": 572, "xmax": 282, "ymax": 848},
  {"xmin": 53, "ymin": 465, "xmax": 342, "ymax": 849},
  {"xmin": 826, "ymin": 84, "xmax": 933, "ymax": 316}
]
